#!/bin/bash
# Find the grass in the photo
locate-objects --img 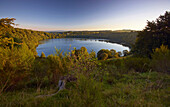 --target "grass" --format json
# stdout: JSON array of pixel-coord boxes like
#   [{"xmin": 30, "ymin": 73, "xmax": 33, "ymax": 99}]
[
  {"xmin": 102, "ymin": 71, "xmax": 170, "ymax": 106},
  {"xmin": 0, "ymin": 71, "xmax": 169, "ymax": 107}
]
